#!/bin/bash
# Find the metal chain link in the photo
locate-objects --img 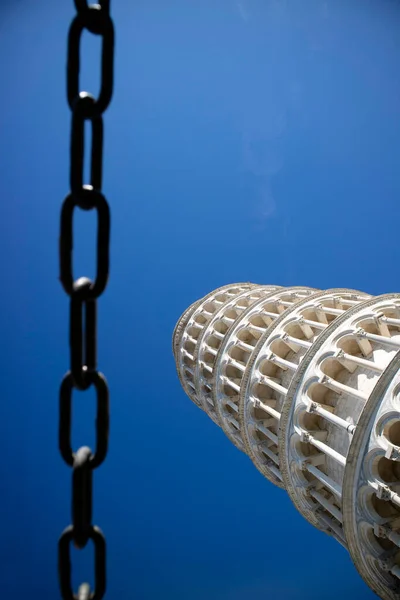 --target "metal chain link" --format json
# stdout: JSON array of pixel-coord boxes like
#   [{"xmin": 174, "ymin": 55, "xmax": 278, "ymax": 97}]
[{"xmin": 58, "ymin": 2, "xmax": 114, "ymax": 598}]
